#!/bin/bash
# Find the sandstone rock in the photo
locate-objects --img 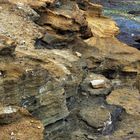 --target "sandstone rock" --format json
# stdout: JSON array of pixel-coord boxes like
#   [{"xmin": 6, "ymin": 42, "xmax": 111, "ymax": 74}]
[
  {"xmin": 77, "ymin": 0, "xmax": 103, "ymax": 16},
  {"xmin": 0, "ymin": 106, "xmax": 21, "ymax": 124},
  {"xmin": 107, "ymin": 88, "xmax": 140, "ymax": 116},
  {"xmin": 0, "ymin": 106, "xmax": 44, "ymax": 140},
  {"xmin": 0, "ymin": 0, "xmax": 140, "ymax": 139},
  {"xmin": 4, "ymin": 0, "xmax": 55, "ymax": 8},
  {"xmin": 37, "ymin": 0, "xmax": 92, "ymax": 38}
]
